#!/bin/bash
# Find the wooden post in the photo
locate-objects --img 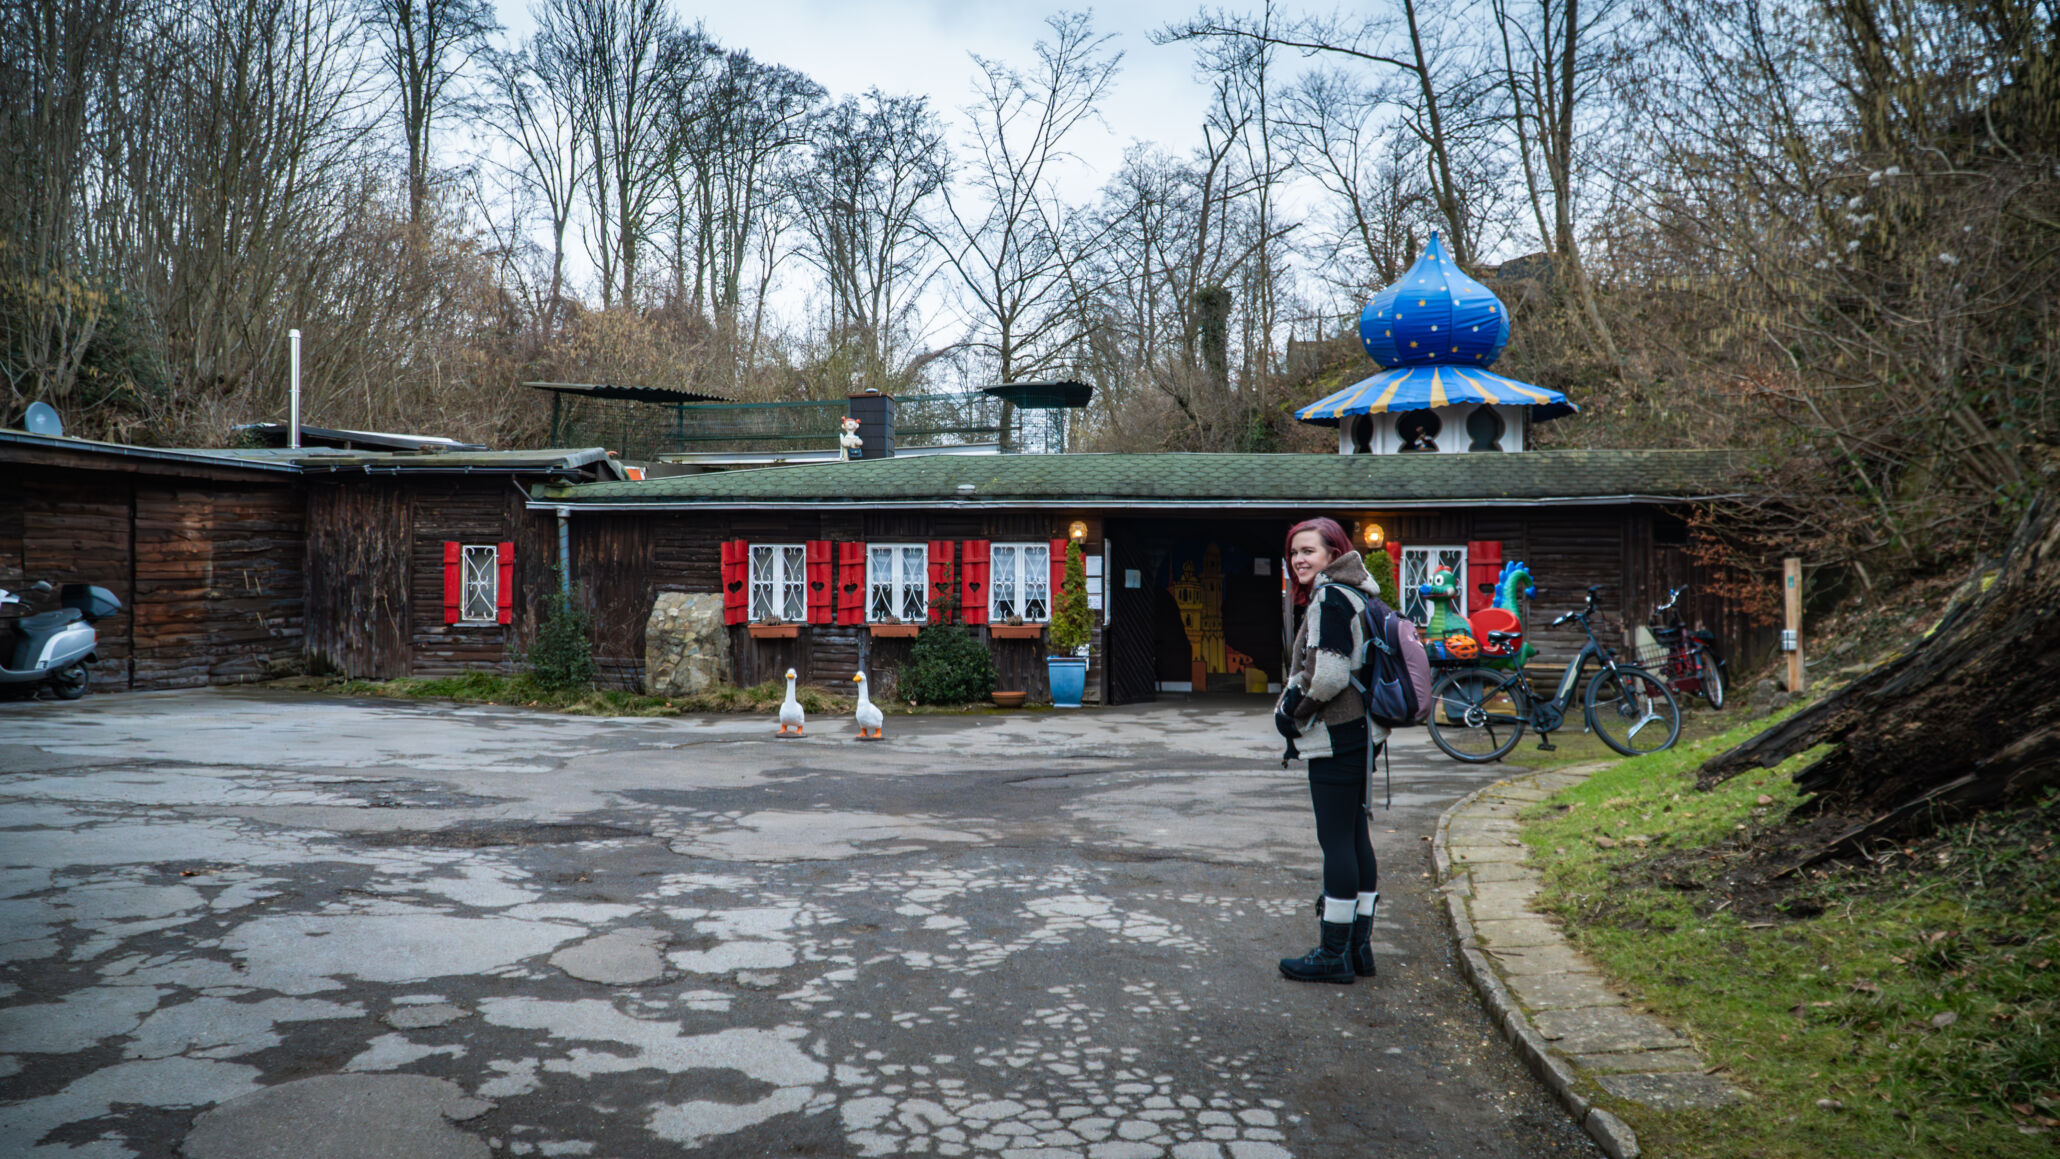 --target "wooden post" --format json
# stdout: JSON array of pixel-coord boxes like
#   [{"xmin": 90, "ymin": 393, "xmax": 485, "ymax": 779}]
[{"xmin": 1783, "ymin": 557, "xmax": 1804, "ymax": 693}]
